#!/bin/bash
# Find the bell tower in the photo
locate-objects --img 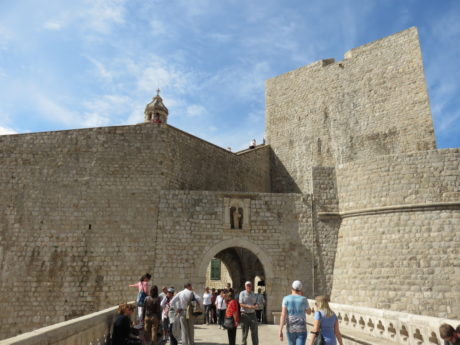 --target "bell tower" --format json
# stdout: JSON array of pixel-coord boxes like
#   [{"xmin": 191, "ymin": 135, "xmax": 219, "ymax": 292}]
[{"xmin": 144, "ymin": 89, "xmax": 169, "ymax": 124}]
